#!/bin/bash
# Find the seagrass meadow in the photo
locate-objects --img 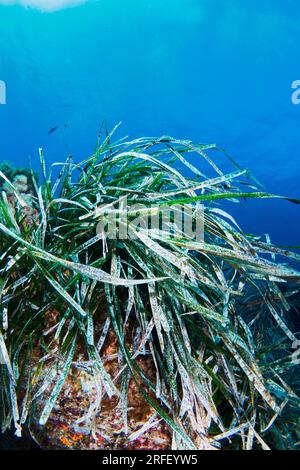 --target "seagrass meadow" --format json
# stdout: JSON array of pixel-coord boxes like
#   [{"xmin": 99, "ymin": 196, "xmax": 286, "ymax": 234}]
[{"xmin": 0, "ymin": 127, "xmax": 300, "ymax": 450}]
